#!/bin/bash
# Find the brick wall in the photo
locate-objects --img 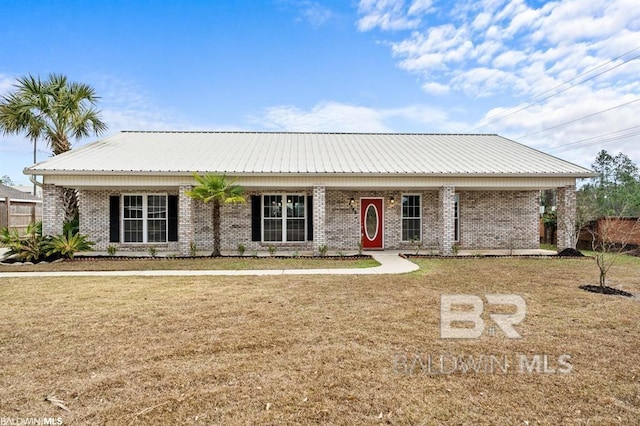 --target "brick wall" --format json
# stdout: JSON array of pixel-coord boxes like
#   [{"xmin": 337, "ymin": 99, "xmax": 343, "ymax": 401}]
[
  {"xmin": 458, "ymin": 190, "xmax": 539, "ymax": 249},
  {"xmin": 78, "ymin": 189, "xmax": 179, "ymax": 252},
  {"xmin": 76, "ymin": 187, "xmax": 541, "ymax": 253},
  {"xmin": 42, "ymin": 184, "xmax": 64, "ymax": 236}
]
